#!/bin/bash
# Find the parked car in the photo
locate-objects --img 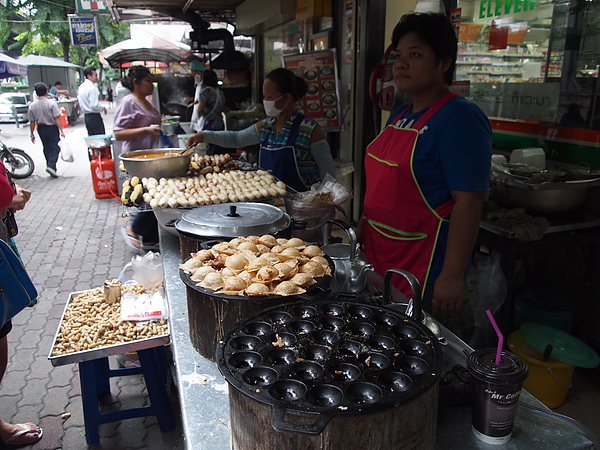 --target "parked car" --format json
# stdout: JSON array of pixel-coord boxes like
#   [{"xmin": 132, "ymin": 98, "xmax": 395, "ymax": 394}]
[{"xmin": 0, "ymin": 92, "xmax": 31, "ymax": 123}]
